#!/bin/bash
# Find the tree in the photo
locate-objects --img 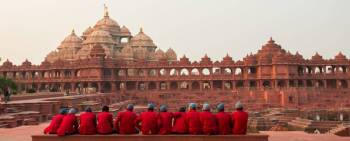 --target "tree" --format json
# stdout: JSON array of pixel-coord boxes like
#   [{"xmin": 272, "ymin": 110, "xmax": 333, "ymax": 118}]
[{"xmin": 0, "ymin": 77, "xmax": 17, "ymax": 93}]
